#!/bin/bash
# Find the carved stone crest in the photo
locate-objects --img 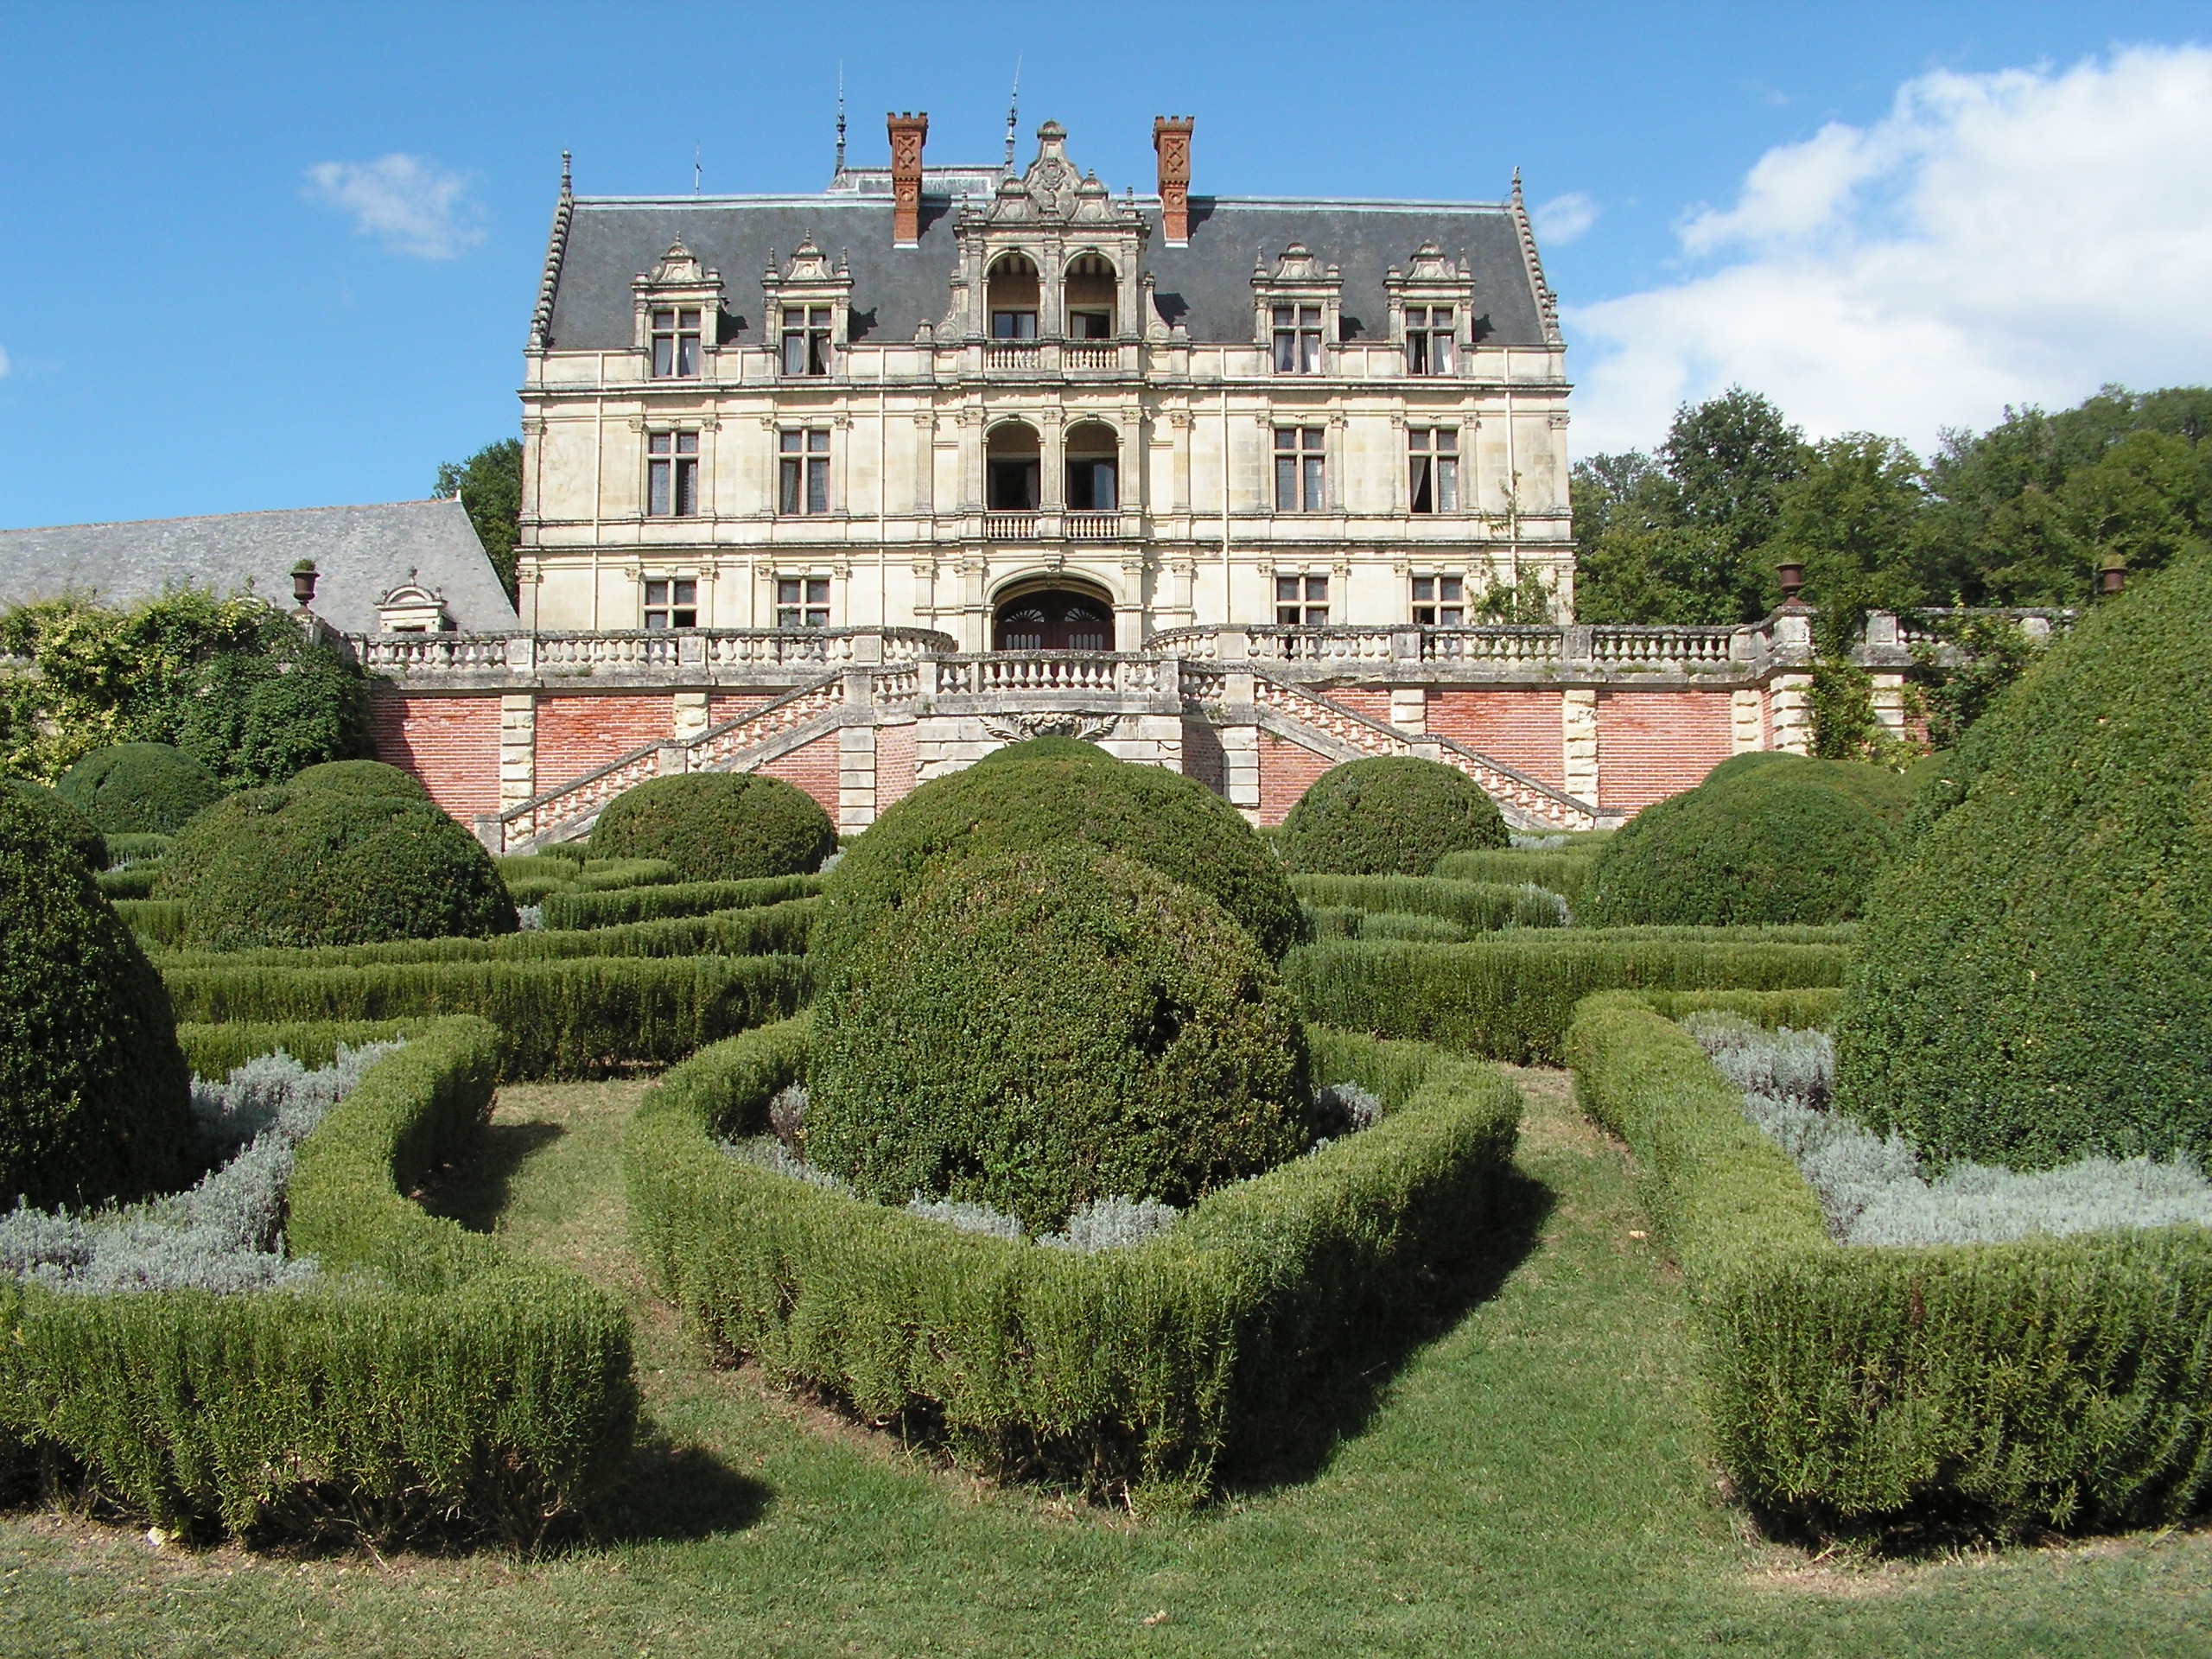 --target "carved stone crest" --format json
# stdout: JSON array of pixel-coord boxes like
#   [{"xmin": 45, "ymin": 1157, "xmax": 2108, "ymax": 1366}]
[{"xmin": 981, "ymin": 711, "xmax": 1119, "ymax": 744}]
